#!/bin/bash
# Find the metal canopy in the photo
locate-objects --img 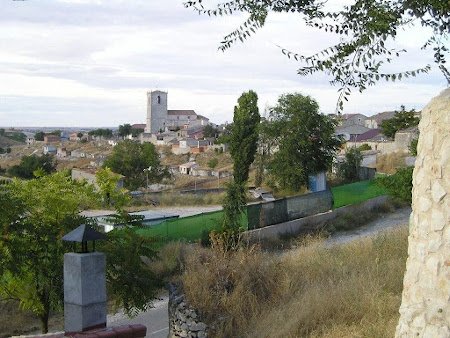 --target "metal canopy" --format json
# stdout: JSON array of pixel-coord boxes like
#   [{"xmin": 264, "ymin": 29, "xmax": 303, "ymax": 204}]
[
  {"xmin": 62, "ymin": 224, "xmax": 107, "ymax": 242},
  {"xmin": 62, "ymin": 224, "xmax": 107, "ymax": 253}
]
